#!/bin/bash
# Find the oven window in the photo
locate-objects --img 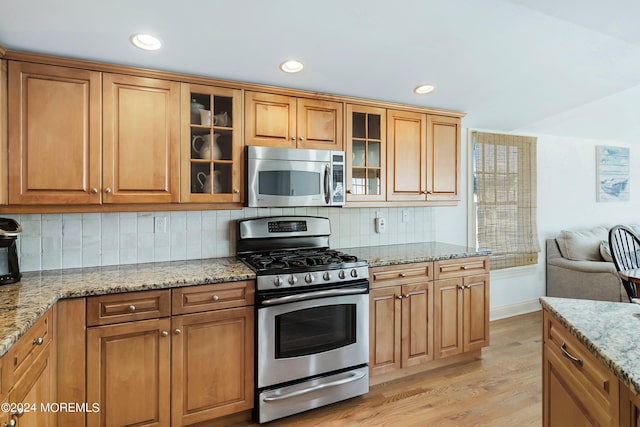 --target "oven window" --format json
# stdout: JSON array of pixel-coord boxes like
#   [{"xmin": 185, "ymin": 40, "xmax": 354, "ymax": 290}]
[
  {"xmin": 275, "ymin": 304, "xmax": 356, "ymax": 358},
  {"xmin": 259, "ymin": 171, "xmax": 320, "ymax": 197}
]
